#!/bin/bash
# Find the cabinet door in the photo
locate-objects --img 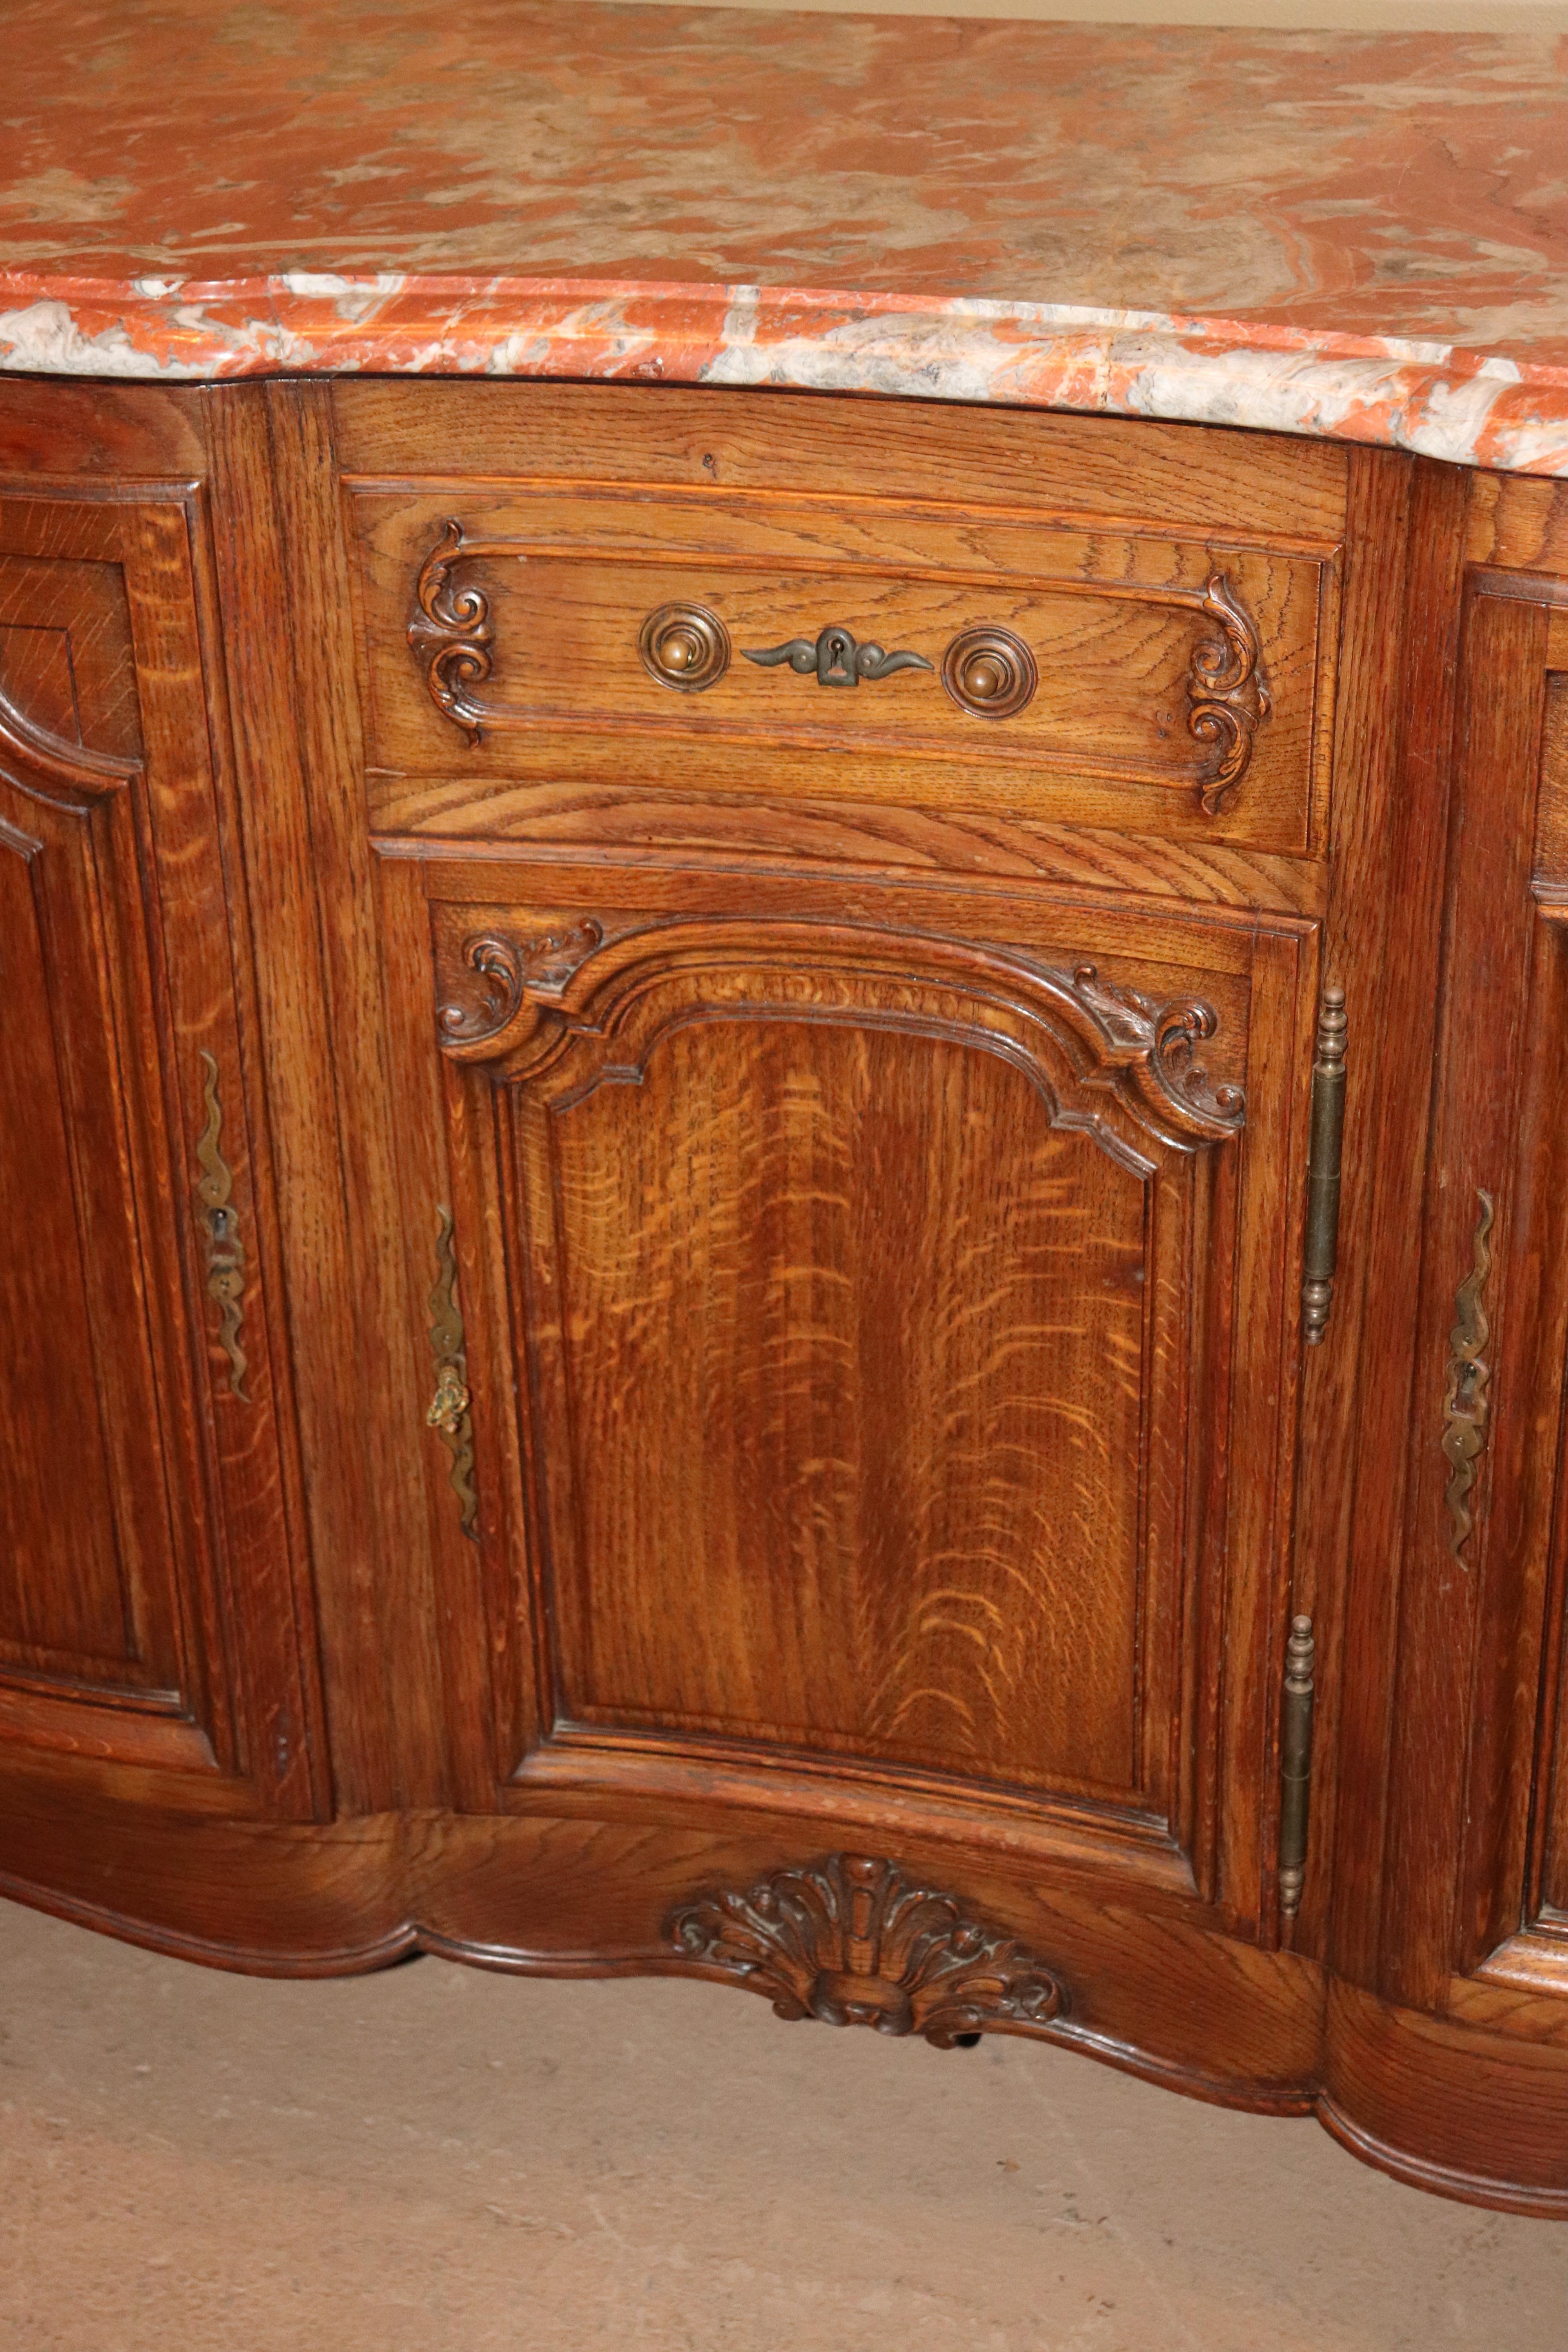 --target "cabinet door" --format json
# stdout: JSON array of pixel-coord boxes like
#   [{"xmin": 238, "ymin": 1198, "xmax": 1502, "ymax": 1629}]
[
  {"xmin": 0, "ymin": 488, "xmax": 320, "ymax": 1817},
  {"xmin": 392, "ymin": 855, "xmax": 1317, "ymax": 1933},
  {"xmin": 1396, "ymin": 572, "xmax": 1568, "ymax": 2009}
]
